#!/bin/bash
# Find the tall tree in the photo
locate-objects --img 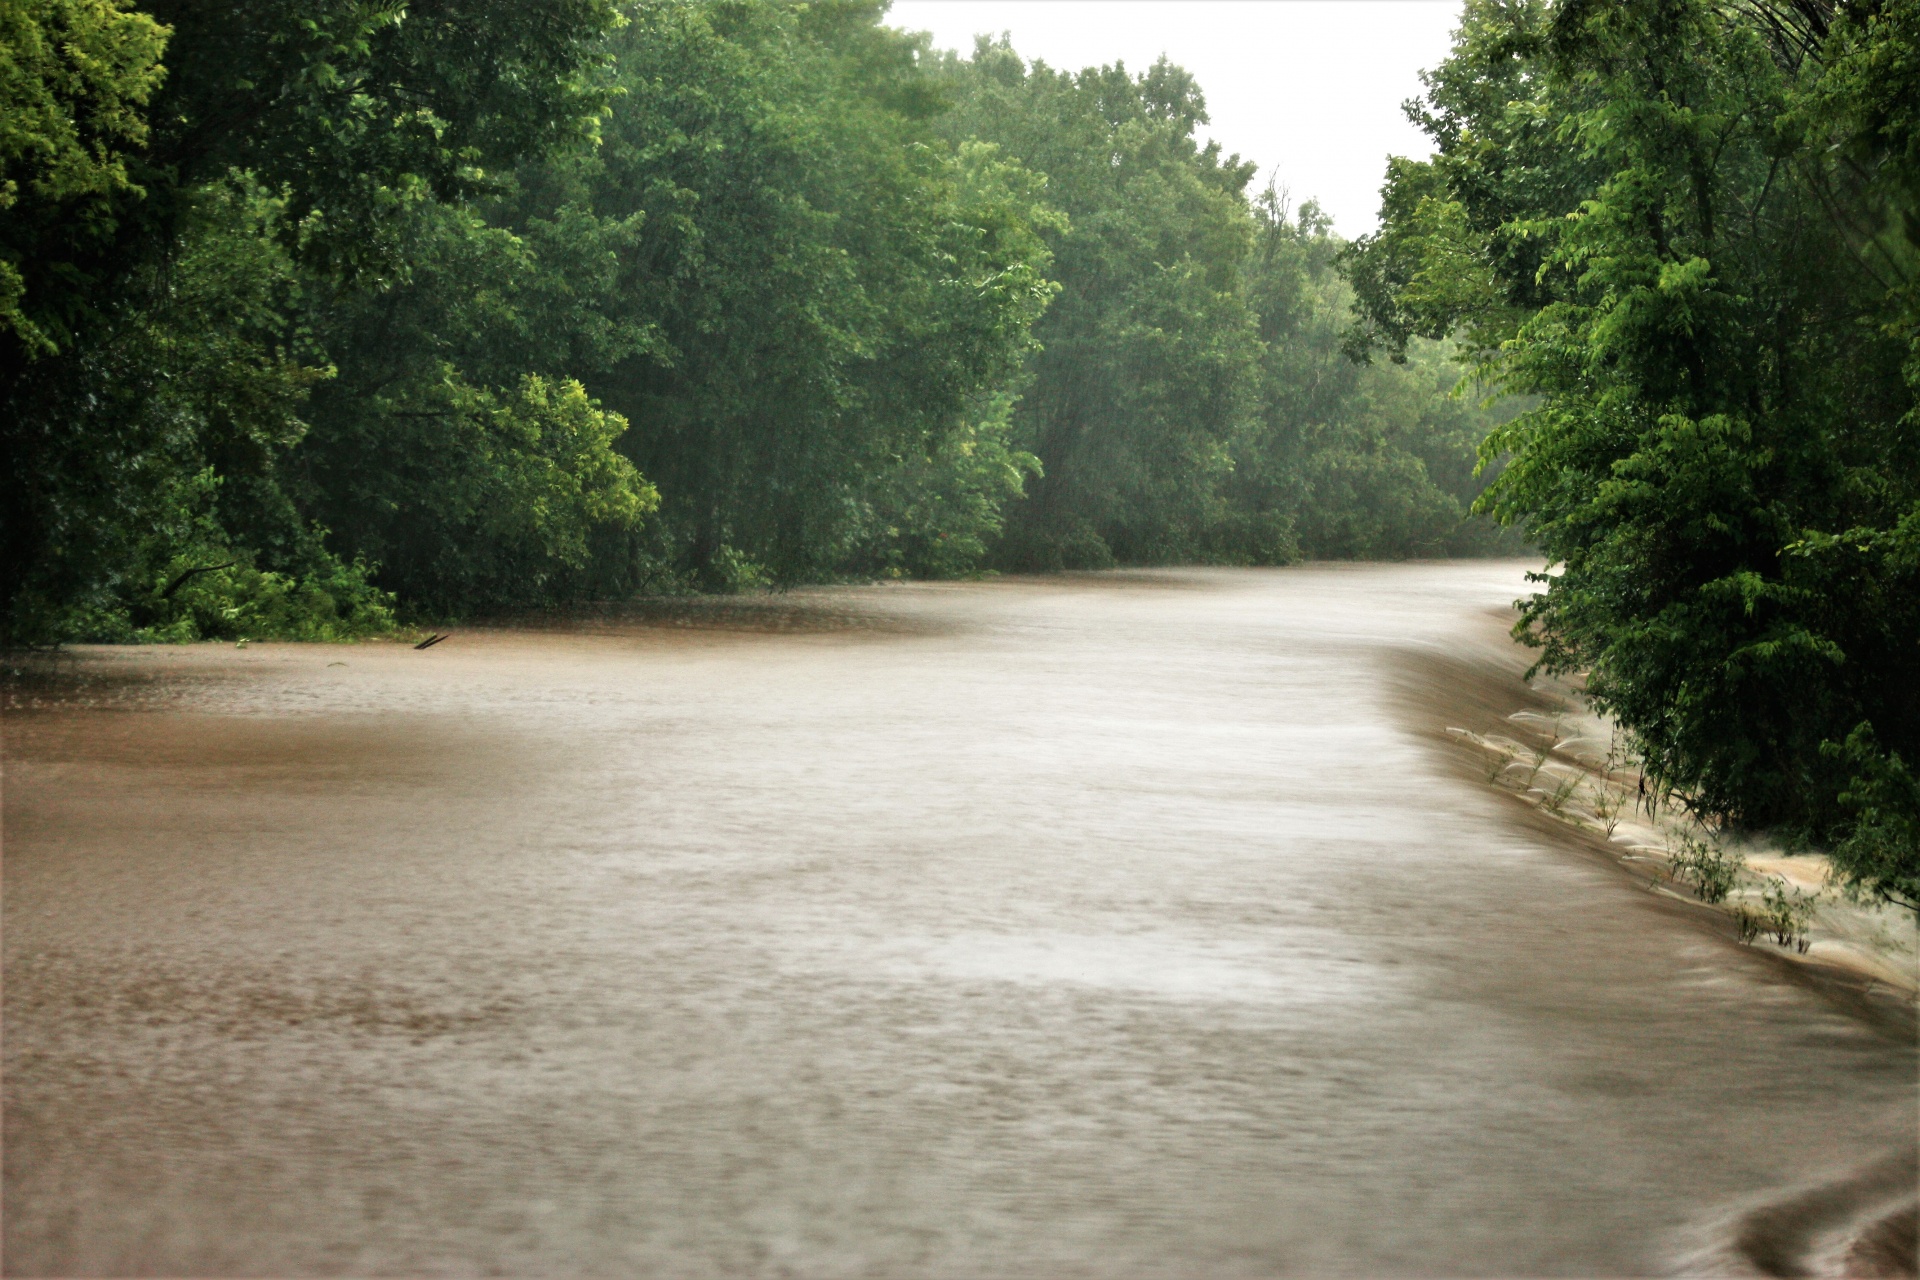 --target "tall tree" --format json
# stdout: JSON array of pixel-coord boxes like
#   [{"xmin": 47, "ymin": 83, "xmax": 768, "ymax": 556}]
[
  {"xmin": 1236, "ymin": 189, "xmax": 1523, "ymax": 561},
  {"xmin": 0, "ymin": 0, "xmax": 627, "ymax": 641},
  {"xmin": 1346, "ymin": 0, "xmax": 1920, "ymax": 906},
  {"xmin": 515, "ymin": 0, "xmax": 1057, "ymax": 588},
  {"xmin": 930, "ymin": 40, "xmax": 1264, "ymax": 568}
]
